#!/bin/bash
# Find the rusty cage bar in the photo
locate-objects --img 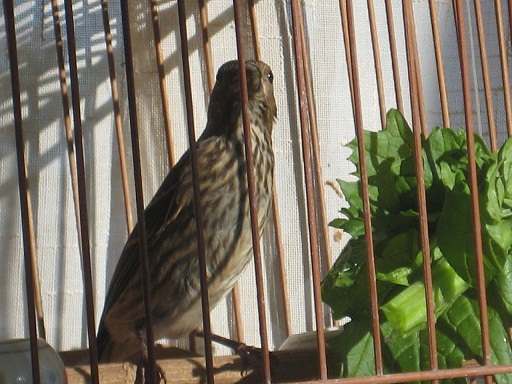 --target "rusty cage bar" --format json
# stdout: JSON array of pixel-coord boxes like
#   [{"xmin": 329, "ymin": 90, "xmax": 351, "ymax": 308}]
[{"xmin": 1, "ymin": 0, "xmax": 512, "ymax": 383}]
